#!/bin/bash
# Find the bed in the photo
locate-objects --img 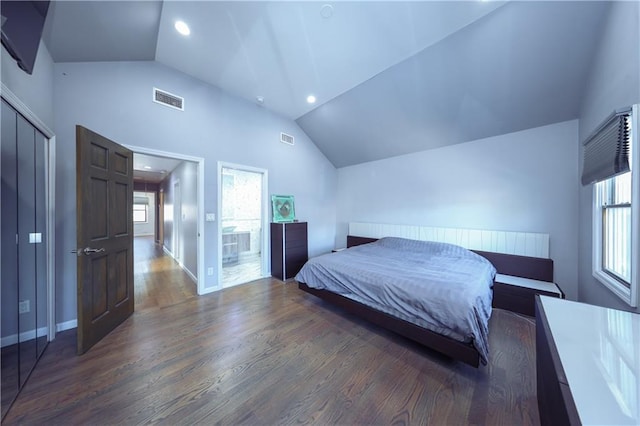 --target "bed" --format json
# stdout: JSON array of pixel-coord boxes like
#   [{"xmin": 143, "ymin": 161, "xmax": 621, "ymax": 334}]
[
  {"xmin": 295, "ymin": 236, "xmax": 497, "ymax": 367},
  {"xmin": 296, "ymin": 235, "xmax": 553, "ymax": 367}
]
